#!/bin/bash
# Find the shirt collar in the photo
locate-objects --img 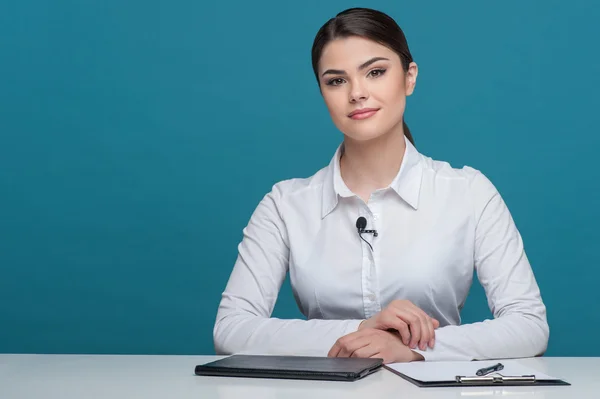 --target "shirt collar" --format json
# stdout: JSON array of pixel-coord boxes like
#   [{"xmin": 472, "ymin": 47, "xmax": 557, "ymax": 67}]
[{"xmin": 321, "ymin": 135, "xmax": 423, "ymax": 218}]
